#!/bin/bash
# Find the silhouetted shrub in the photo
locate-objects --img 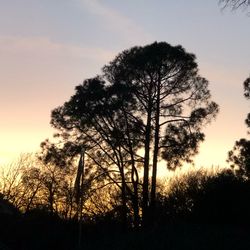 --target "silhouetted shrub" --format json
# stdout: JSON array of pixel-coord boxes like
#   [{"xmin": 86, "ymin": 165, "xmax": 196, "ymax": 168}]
[{"xmin": 156, "ymin": 169, "xmax": 250, "ymax": 225}]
